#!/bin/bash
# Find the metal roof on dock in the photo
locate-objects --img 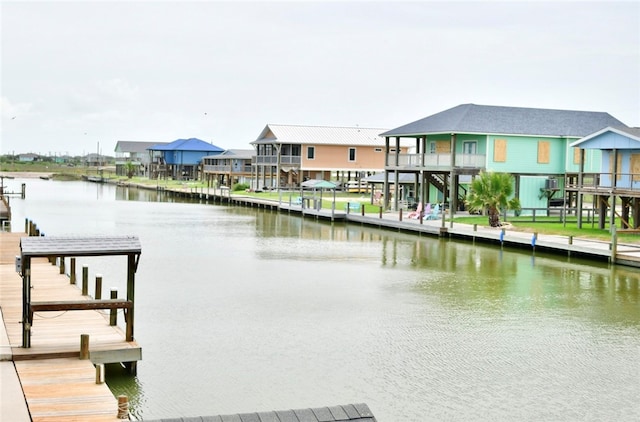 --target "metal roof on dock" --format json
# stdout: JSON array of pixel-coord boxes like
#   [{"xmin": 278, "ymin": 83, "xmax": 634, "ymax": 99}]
[
  {"xmin": 20, "ymin": 235, "xmax": 141, "ymax": 257},
  {"xmin": 143, "ymin": 403, "xmax": 377, "ymax": 422}
]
